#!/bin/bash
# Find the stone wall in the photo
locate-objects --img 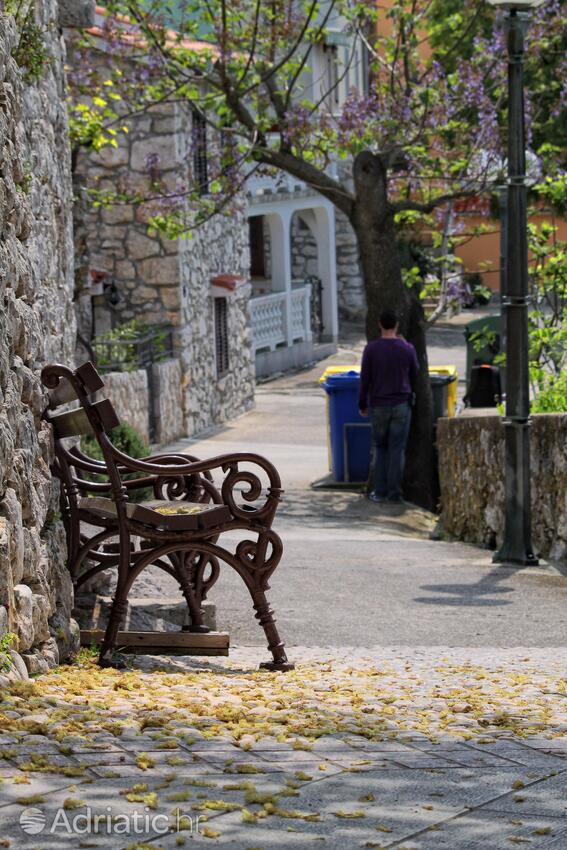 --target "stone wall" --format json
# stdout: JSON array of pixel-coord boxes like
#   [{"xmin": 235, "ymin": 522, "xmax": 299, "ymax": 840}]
[
  {"xmin": 172, "ymin": 102, "xmax": 255, "ymax": 435},
  {"xmin": 102, "ymin": 359, "xmax": 185, "ymax": 446},
  {"xmin": 335, "ymin": 208, "xmax": 365, "ymax": 322},
  {"xmin": 179, "ymin": 266, "xmax": 255, "ymax": 435},
  {"xmin": 291, "ymin": 213, "xmax": 318, "ymax": 280},
  {"xmin": 74, "ymin": 100, "xmax": 182, "ymax": 335},
  {"xmin": 151, "ymin": 359, "xmax": 184, "ymax": 446},
  {"xmin": 102, "ymin": 369, "xmax": 150, "ymax": 443},
  {"xmin": 0, "ymin": 0, "xmax": 82, "ymax": 677},
  {"xmin": 438, "ymin": 414, "xmax": 567, "ymax": 562}
]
